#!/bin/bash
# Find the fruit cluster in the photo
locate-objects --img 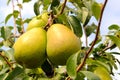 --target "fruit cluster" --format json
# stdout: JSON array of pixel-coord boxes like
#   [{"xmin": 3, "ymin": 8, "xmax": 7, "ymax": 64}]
[{"xmin": 13, "ymin": 13, "xmax": 81, "ymax": 69}]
